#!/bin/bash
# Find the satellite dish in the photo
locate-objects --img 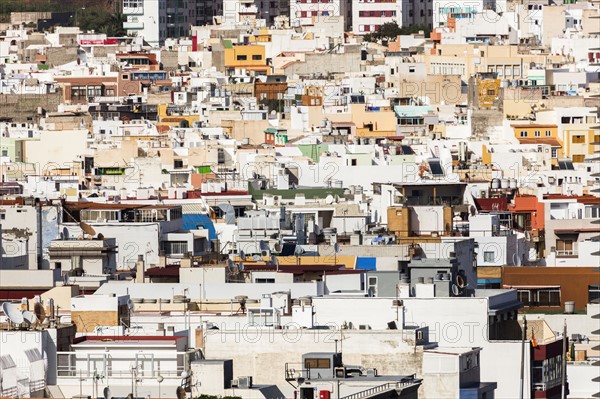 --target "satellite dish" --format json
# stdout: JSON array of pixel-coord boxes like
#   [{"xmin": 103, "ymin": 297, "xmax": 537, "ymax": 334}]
[
  {"xmin": 456, "ymin": 275, "xmax": 465, "ymax": 288},
  {"xmin": 259, "ymin": 240, "xmax": 269, "ymax": 252},
  {"xmin": 2, "ymin": 302, "xmax": 24, "ymax": 324},
  {"xmin": 34, "ymin": 302, "xmax": 46, "ymax": 324},
  {"xmin": 227, "ymin": 259, "xmax": 235, "ymax": 271},
  {"xmin": 176, "ymin": 386, "xmax": 186, "ymax": 399},
  {"xmin": 97, "ymin": 233, "xmax": 105, "ymax": 241},
  {"xmin": 334, "ymin": 243, "xmax": 340, "ymax": 253},
  {"xmin": 252, "ymin": 254, "xmax": 262, "ymax": 262},
  {"xmin": 22, "ymin": 311, "xmax": 37, "ymax": 325},
  {"xmin": 334, "ymin": 194, "xmax": 340, "ymax": 203},
  {"xmin": 239, "ymin": 250, "xmax": 246, "ymax": 261},
  {"xmin": 273, "ymin": 243, "xmax": 282, "ymax": 253},
  {"xmin": 103, "ymin": 387, "xmax": 112, "ymax": 399},
  {"xmin": 80, "ymin": 221, "xmax": 96, "ymax": 237},
  {"xmin": 238, "ymin": 262, "xmax": 244, "ymax": 272},
  {"xmin": 294, "ymin": 246, "xmax": 305, "ymax": 256},
  {"xmin": 452, "ymin": 284, "xmax": 461, "ymax": 296},
  {"xmin": 325, "ymin": 195, "xmax": 334, "ymax": 204}
]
